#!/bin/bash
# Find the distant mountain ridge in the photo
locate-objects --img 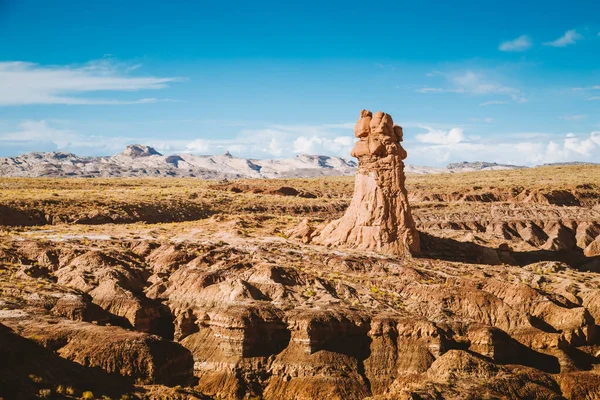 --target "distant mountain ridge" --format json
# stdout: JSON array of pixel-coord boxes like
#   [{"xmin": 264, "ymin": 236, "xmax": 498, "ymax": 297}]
[
  {"xmin": 541, "ymin": 161, "xmax": 600, "ymax": 167},
  {"xmin": 447, "ymin": 161, "xmax": 527, "ymax": 172},
  {"xmin": 0, "ymin": 144, "xmax": 569, "ymax": 179},
  {"xmin": 0, "ymin": 144, "xmax": 358, "ymax": 179}
]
